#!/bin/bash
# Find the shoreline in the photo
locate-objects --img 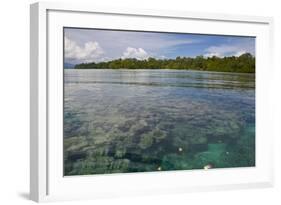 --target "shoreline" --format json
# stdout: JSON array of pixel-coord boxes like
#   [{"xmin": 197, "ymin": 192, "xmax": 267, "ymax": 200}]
[{"xmin": 64, "ymin": 68, "xmax": 255, "ymax": 75}]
